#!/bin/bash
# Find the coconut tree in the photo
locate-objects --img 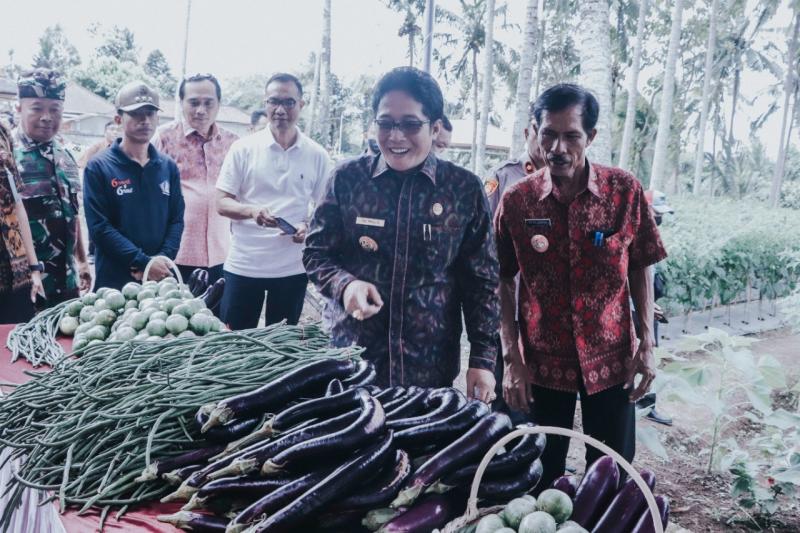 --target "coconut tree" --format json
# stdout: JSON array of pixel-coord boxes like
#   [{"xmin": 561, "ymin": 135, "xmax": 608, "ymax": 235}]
[
  {"xmin": 618, "ymin": 0, "xmax": 649, "ymax": 171},
  {"xmin": 649, "ymin": 0, "xmax": 683, "ymax": 191},
  {"xmin": 383, "ymin": 0, "xmax": 426, "ymax": 66},
  {"xmin": 691, "ymin": 0, "xmax": 720, "ymax": 195},
  {"xmin": 315, "ymin": 0, "xmax": 333, "ymax": 146},
  {"xmin": 770, "ymin": 6, "xmax": 800, "ymax": 208},
  {"xmin": 577, "ymin": 0, "xmax": 613, "ymax": 165},
  {"xmin": 509, "ymin": 0, "xmax": 539, "ymax": 157},
  {"xmin": 474, "ymin": 0, "xmax": 497, "ymax": 173}
]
